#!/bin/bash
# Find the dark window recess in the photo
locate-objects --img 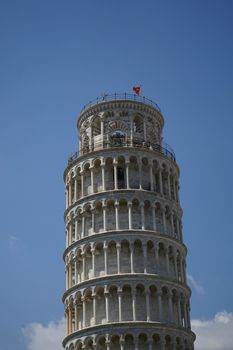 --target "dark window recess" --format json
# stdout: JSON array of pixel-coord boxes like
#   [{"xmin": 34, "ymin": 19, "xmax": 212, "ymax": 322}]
[{"xmin": 117, "ymin": 167, "xmax": 125, "ymax": 189}]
